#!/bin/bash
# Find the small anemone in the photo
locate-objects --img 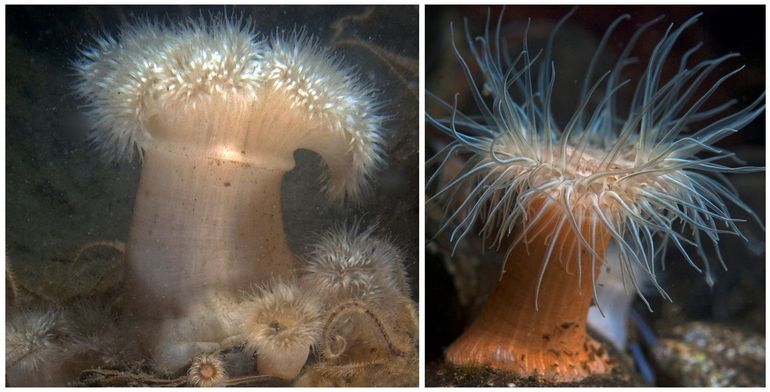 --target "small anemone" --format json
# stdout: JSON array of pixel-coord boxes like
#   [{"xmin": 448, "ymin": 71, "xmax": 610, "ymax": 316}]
[
  {"xmin": 238, "ymin": 280, "xmax": 322, "ymax": 380},
  {"xmin": 302, "ymin": 223, "xmax": 418, "ymax": 366},
  {"xmin": 6, "ymin": 305, "xmax": 64, "ymax": 371},
  {"xmin": 6, "ymin": 305, "xmax": 69, "ymax": 386},
  {"xmin": 60, "ymin": 298, "xmax": 139, "ymax": 369},
  {"xmin": 187, "ymin": 352, "xmax": 227, "ymax": 387},
  {"xmin": 301, "ymin": 222, "xmax": 410, "ymax": 303}
]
